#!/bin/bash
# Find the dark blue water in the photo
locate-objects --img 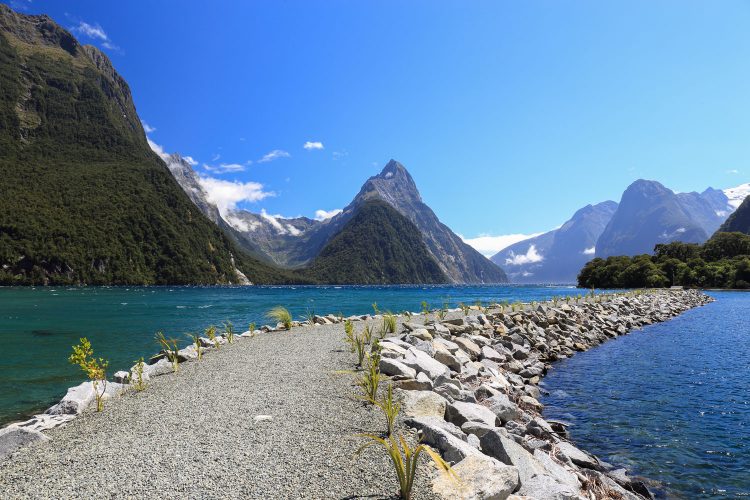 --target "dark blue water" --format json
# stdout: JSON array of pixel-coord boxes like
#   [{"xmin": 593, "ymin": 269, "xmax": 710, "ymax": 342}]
[
  {"xmin": 0, "ymin": 284, "xmax": 582, "ymax": 426},
  {"xmin": 541, "ymin": 291, "xmax": 750, "ymax": 499}
]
